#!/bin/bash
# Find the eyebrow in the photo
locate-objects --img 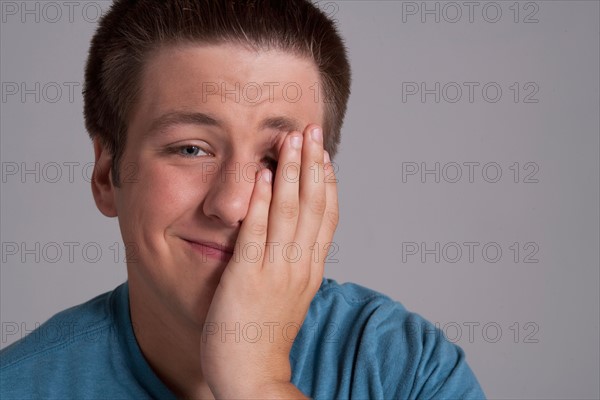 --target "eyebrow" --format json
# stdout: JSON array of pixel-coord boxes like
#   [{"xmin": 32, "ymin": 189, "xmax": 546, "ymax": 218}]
[{"xmin": 147, "ymin": 111, "xmax": 303, "ymax": 137}]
